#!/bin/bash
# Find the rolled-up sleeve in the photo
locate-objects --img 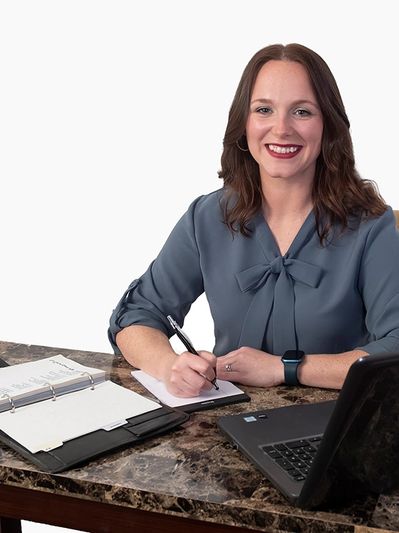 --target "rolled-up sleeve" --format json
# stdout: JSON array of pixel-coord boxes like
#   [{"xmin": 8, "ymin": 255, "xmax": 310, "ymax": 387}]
[
  {"xmin": 357, "ymin": 208, "xmax": 399, "ymax": 354},
  {"xmin": 108, "ymin": 197, "xmax": 205, "ymax": 354}
]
